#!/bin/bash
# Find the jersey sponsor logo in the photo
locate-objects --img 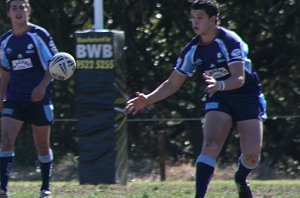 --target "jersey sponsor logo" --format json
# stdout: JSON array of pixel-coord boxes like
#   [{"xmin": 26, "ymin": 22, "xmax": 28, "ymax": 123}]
[
  {"xmin": 27, "ymin": 43, "xmax": 34, "ymax": 49},
  {"xmin": 26, "ymin": 43, "xmax": 35, "ymax": 54},
  {"xmin": 12, "ymin": 58, "xmax": 33, "ymax": 70},
  {"xmin": 195, "ymin": 58, "xmax": 202, "ymax": 65},
  {"xmin": 204, "ymin": 67, "xmax": 229, "ymax": 79},
  {"xmin": 5, "ymin": 48, "xmax": 12, "ymax": 54},
  {"xmin": 231, "ymin": 49, "xmax": 242, "ymax": 58}
]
